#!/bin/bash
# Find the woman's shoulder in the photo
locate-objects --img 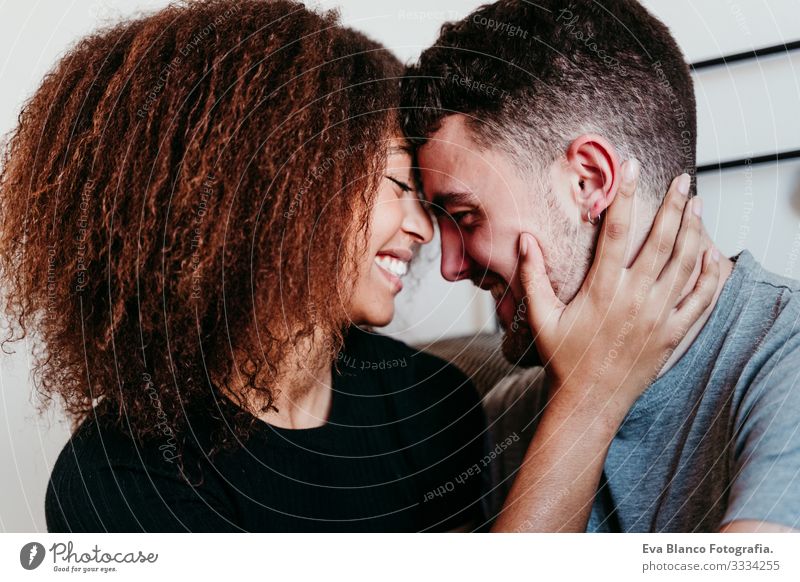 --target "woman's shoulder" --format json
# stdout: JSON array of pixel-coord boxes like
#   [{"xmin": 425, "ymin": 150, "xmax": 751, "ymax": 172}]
[
  {"xmin": 45, "ymin": 411, "xmax": 234, "ymax": 532},
  {"xmin": 46, "ymin": 414, "xmax": 168, "ymax": 530},
  {"xmin": 49, "ymin": 411, "xmax": 182, "ymax": 481},
  {"xmin": 48, "ymin": 415, "xmax": 138, "ymax": 491}
]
